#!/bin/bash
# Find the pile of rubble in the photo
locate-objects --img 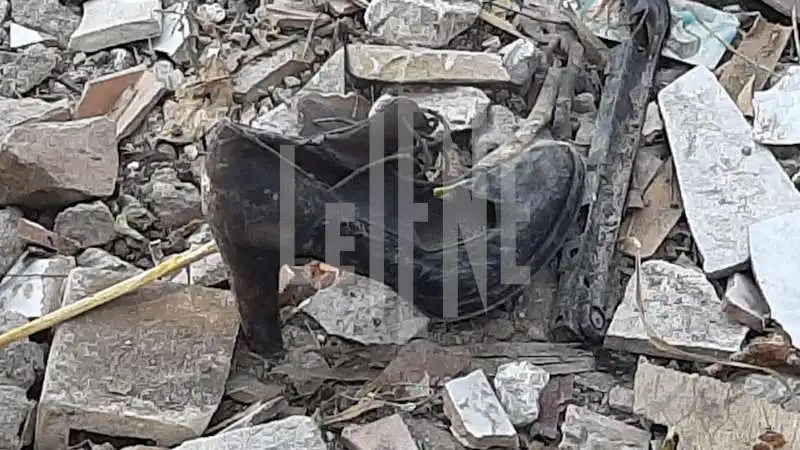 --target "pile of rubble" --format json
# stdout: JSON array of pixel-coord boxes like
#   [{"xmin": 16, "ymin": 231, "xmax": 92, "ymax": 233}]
[{"xmin": 2, "ymin": 0, "xmax": 800, "ymax": 448}]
